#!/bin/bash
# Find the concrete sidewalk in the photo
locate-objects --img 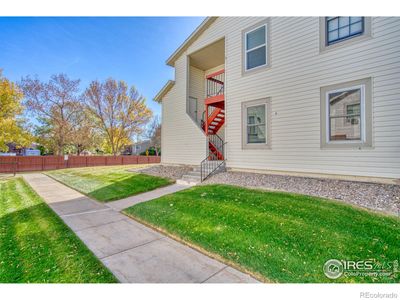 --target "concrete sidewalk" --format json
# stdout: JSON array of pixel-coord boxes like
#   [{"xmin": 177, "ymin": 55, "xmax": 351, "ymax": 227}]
[
  {"xmin": 22, "ymin": 173, "xmax": 259, "ymax": 283},
  {"xmin": 106, "ymin": 183, "xmax": 189, "ymax": 211}
]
